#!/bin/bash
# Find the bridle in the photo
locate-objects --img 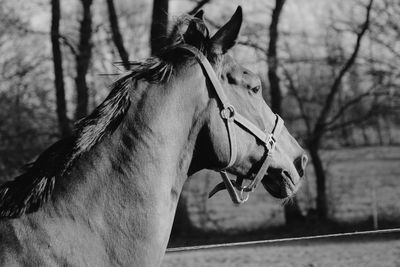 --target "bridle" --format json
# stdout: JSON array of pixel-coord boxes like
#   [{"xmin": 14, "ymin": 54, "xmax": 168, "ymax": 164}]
[{"xmin": 180, "ymin": 44, "xmax": 284, "ymax": 204}]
